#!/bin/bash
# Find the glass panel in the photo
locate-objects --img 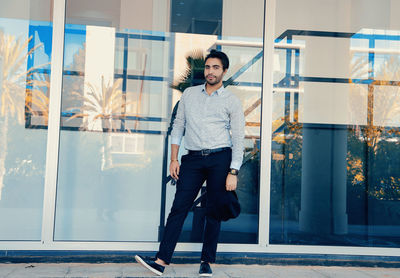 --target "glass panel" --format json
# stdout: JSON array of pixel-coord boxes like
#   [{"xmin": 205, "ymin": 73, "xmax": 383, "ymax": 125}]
[
  {"xmin": 55, "ymin": 7, "xmax": 169, "ymax": 240},
  {"xmin": 55, "ymin": 0, "xmax": 263, "ymax": 243},
  {"xmin": 270, "ymin": 0, "xmax": 400, "ymax": 247},
  {"xmin": 0, "ymin": 0, "xmax": 52, "ymax": 240}
]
